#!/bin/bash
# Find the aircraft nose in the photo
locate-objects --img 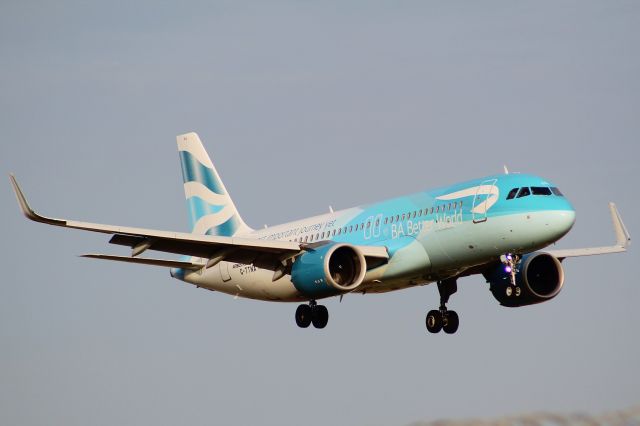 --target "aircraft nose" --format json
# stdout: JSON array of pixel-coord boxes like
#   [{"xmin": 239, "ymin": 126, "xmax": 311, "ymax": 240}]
[
  {"xmin": 556, "ymin": 209, "xmax": 576, "ymax": 234},
  {"xmin": 547, "ymin": 206, "xmax": 576, "ymax": 241}
]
